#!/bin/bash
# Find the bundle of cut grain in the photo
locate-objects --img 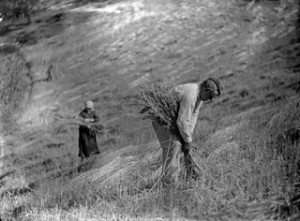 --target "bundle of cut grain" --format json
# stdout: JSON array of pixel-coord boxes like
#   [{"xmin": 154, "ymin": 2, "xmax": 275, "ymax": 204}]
[
  {"xmin": 136, "ymin": 82, "xmax": 182, "ymax": 141},
  {"xmin": 54, "ymin": 113, "xmax": 104, "ymax": 135}
]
